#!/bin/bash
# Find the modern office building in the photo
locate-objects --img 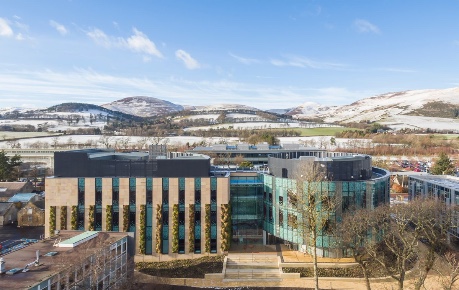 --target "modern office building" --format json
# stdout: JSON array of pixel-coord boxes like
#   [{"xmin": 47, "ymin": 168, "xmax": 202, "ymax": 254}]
[
  {"xmin": 45, "ymin": 147, "xmax": 390, "ymax": 260},
  {"xmin": 408, "ymin": 175, "xmax": 459, "ymax": 239},
  {"xmin": 261, "ymin": 153, "xmax": 390, "ymax": 257}
]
